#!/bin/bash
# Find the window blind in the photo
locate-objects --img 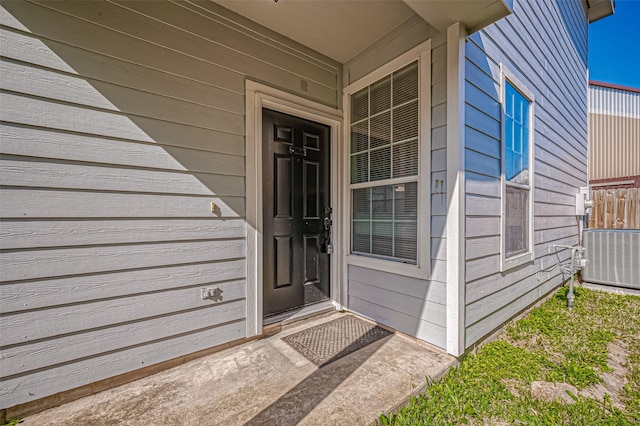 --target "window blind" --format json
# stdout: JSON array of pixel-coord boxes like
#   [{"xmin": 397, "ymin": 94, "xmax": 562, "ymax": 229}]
[{"xmin": 349, "ymin": 61, "xmax": 419, "ymax": 263}]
